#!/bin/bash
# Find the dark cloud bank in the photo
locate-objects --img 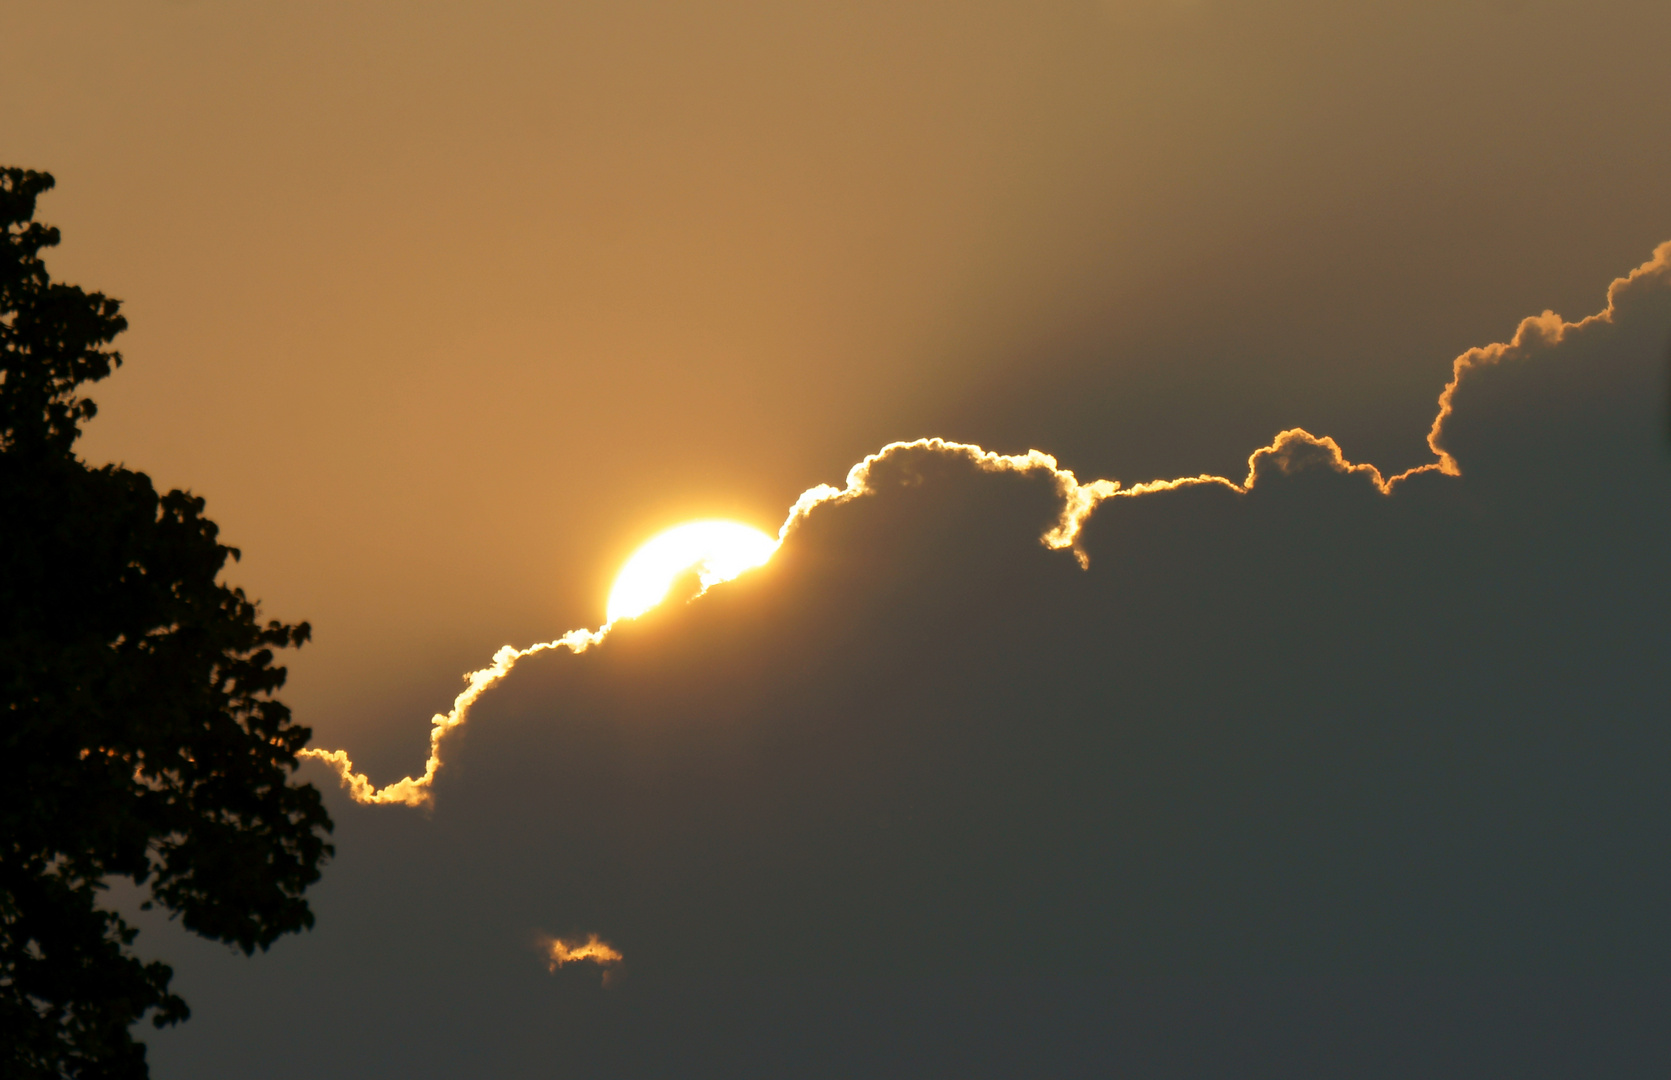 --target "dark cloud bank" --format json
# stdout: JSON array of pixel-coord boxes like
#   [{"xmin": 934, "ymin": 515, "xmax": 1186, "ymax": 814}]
[{"xmin": 144, "ymin": 248, "xmax": 1671, "ymax": 1076}]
